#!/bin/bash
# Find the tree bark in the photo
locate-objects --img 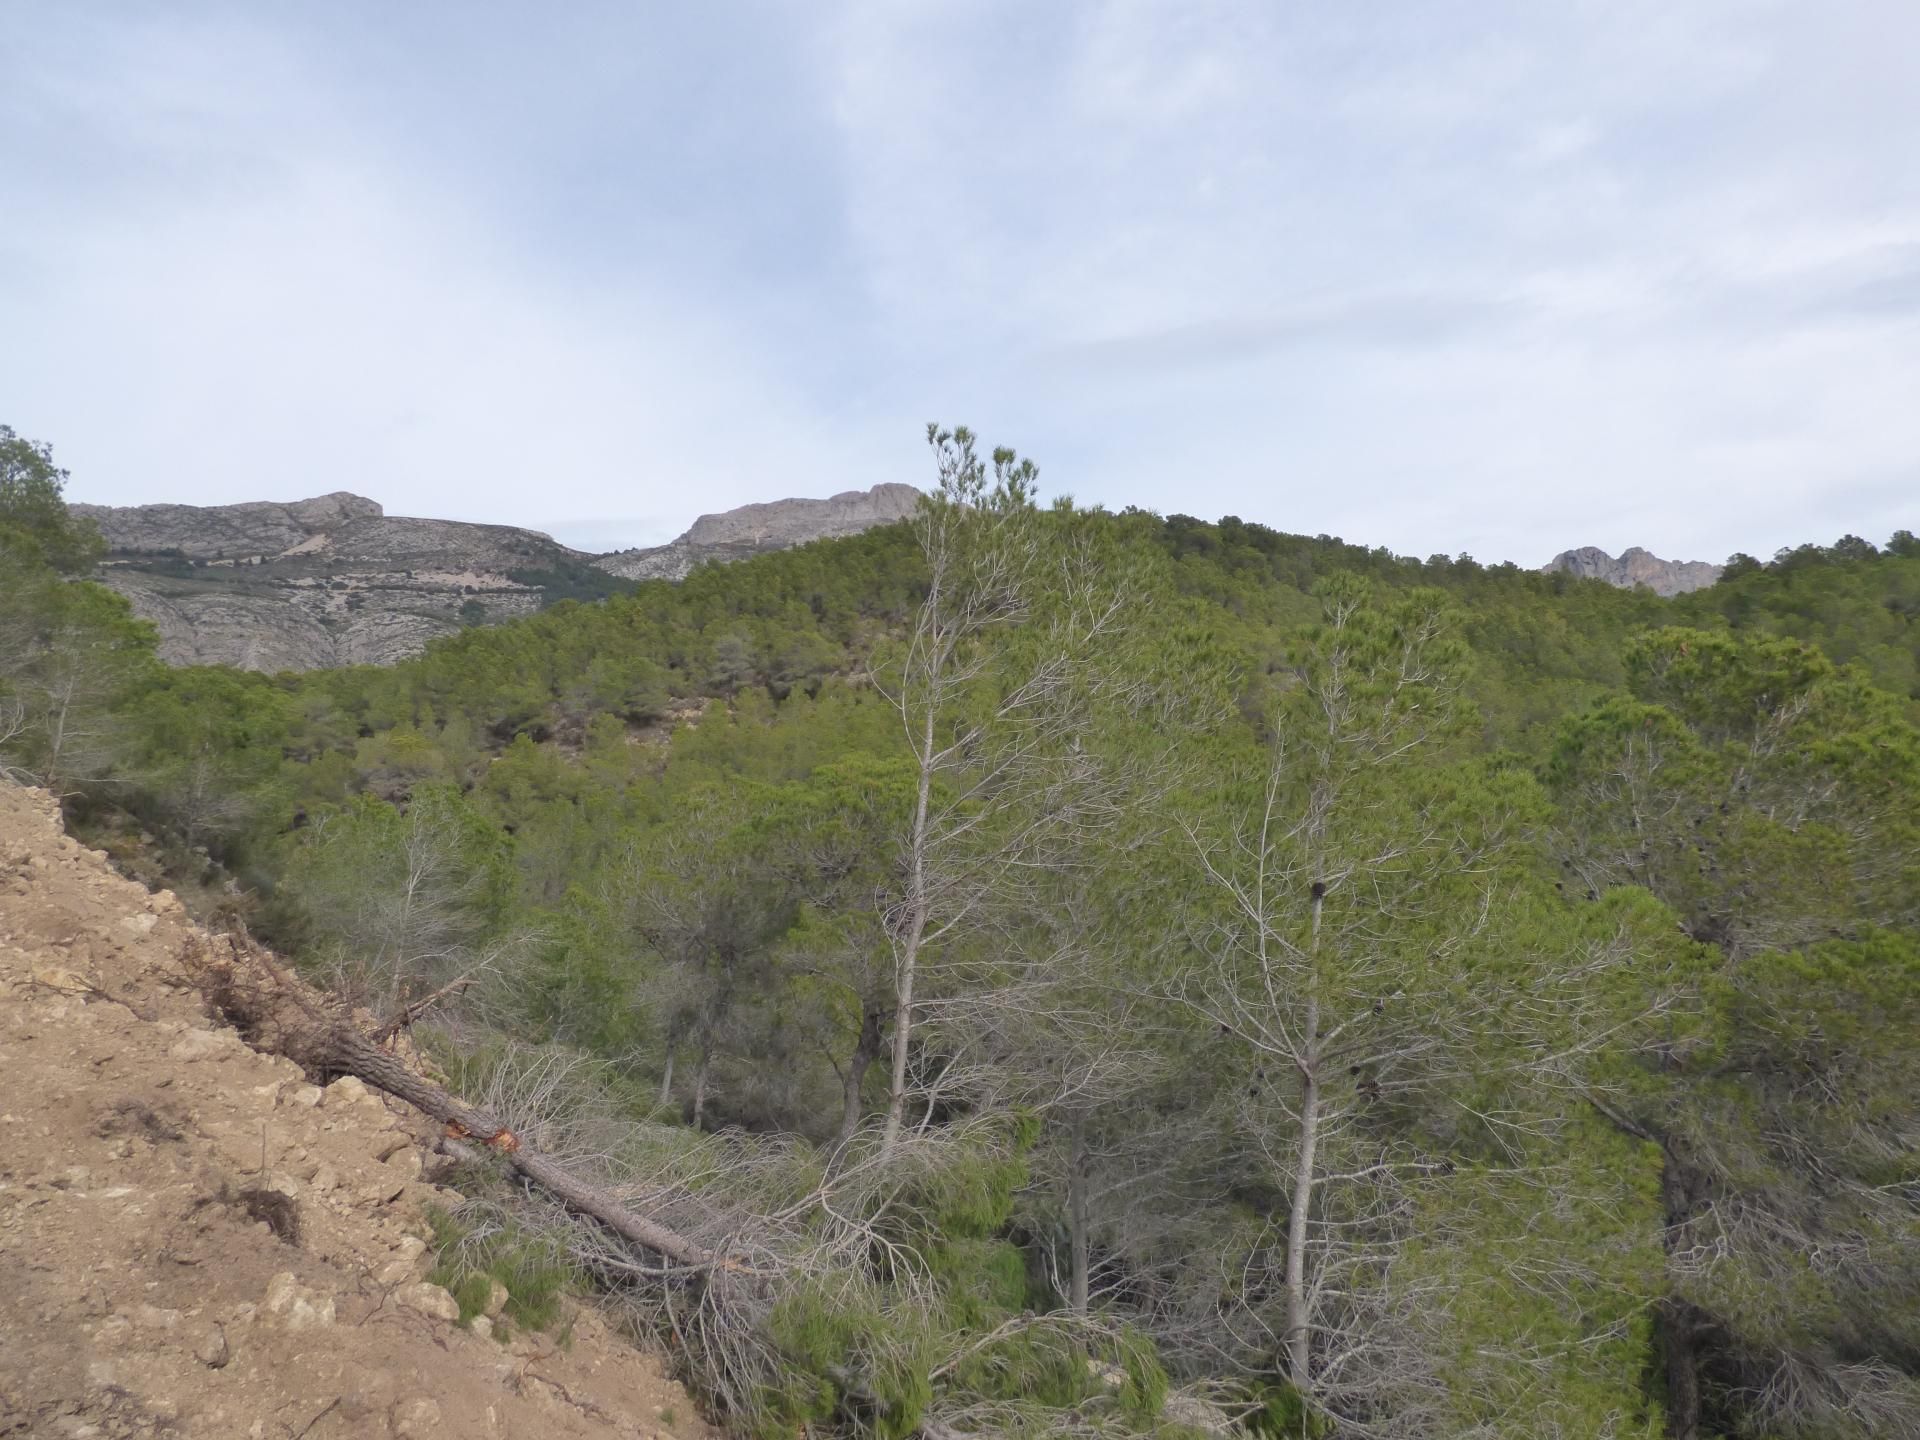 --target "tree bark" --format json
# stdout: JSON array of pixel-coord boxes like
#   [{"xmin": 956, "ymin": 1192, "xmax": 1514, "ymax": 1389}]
[
  {"xmin": 838, "ymin": 1007, "xmax": 882, "ymax": 1147},
  {"xmin": 1068, "ymin": 1114, "xmax": 1090, "ymax": 1315},
  {"xmin": 1586, "ymin": 1102, "xmax": 1709, "ymax": 1440},
  {"xmin": 691, "ymin": 1040, "xmax": 713, "ymax": 1129},
  {"xmin": 1662, "ymin": 1299, "xmax": 1702, "ymax": 1440},
  {"xmin": 657, "ymin": 1043, "xmax": 675, "ymax": 1110},
  {"xmin": 1660, "ymin": 1149, "xmax": 1711, "ymax": 1440},
  {"xmin": 882, "ymin": 714, "xmax": 937, "ymax": 1156},
  {"xmin": 1283, "ymin": 883, "xmax": 1326, "ymax": 1394},
  {"xmin": 315, "ymin": 1010, "xmax": 717, "ymax": 1267},
  {"xmin": 1284, "ymin": 1055, "xmax": 1320, "ymax": 1392}
]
